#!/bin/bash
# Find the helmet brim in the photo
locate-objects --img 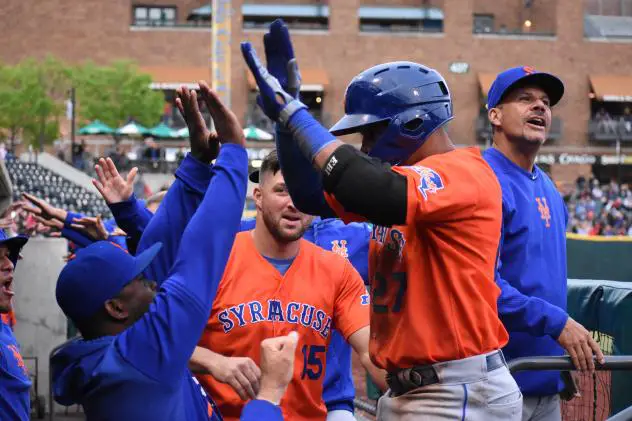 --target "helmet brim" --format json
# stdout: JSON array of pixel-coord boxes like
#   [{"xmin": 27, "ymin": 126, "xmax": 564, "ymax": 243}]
[{"xmin": 329, "ymin": 114, "xmax": 390, "ymax": 136}]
